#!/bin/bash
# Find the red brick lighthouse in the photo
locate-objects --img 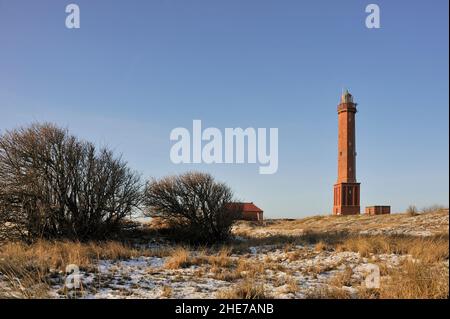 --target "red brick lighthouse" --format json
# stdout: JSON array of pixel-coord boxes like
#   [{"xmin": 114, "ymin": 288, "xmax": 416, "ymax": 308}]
[{"xmin": 333, "ymin": 89, "xmax": 360, "ymax": 215}]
